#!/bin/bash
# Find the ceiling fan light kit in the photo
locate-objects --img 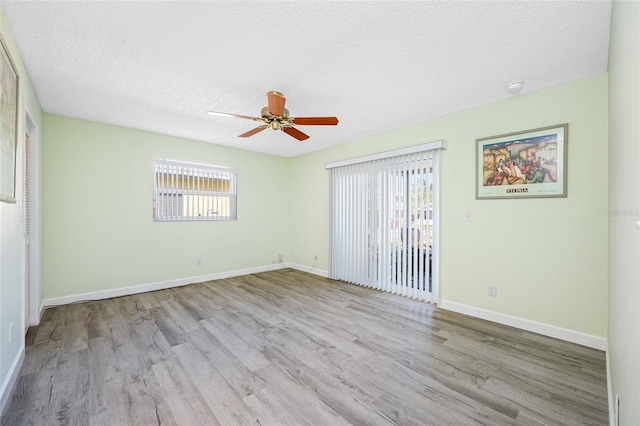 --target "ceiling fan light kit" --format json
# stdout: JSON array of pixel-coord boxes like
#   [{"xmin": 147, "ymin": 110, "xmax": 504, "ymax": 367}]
[{"xmin": 207, "ymin": 91, "xmax": 339, "ymax": 141}]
